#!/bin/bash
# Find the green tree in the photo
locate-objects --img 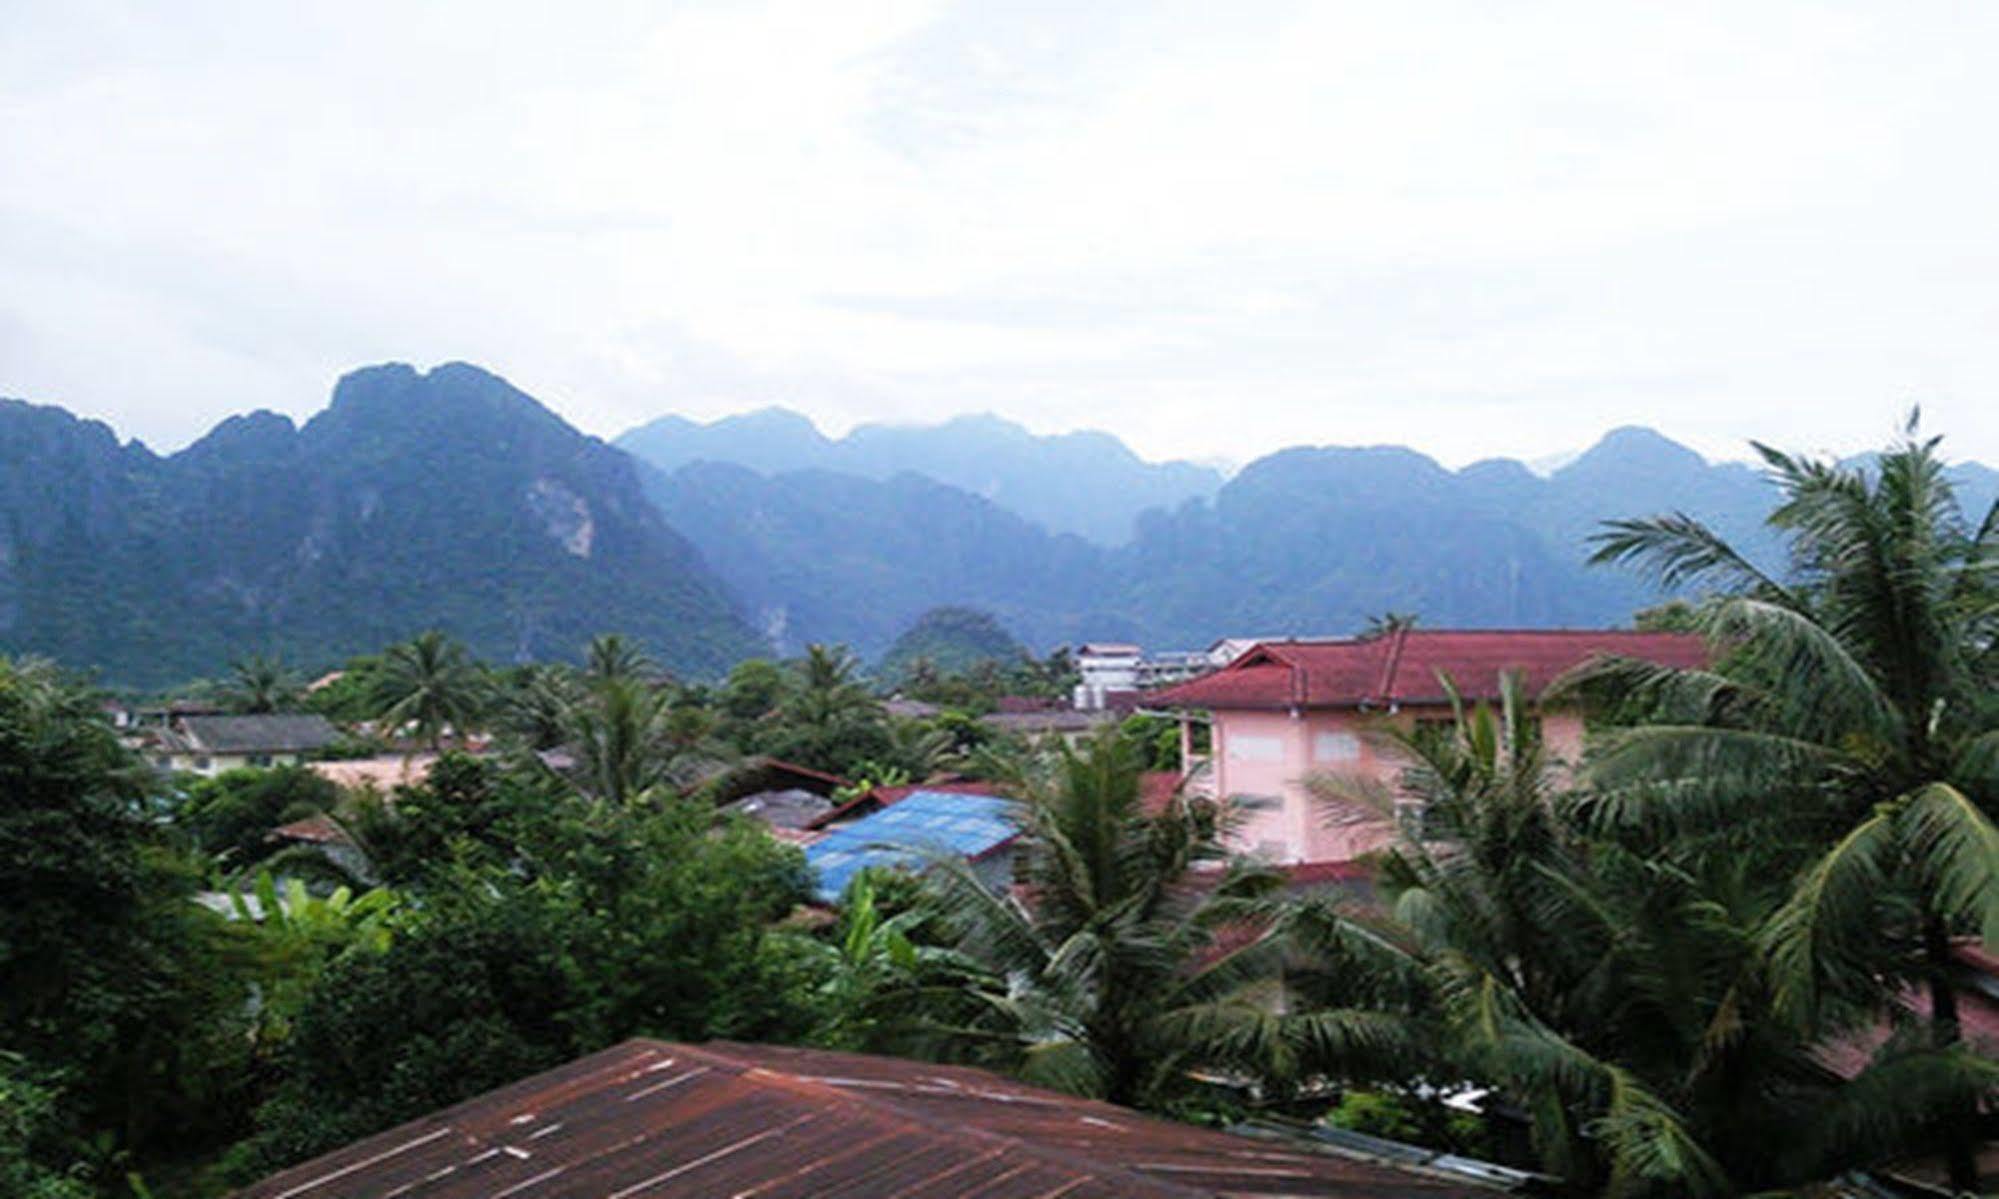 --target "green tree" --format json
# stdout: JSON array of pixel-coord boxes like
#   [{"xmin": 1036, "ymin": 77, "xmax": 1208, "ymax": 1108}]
[
  {"xmin": 301, "ymin": 655, "xmax": 384, "ymax": 724},
  {"xmin": 264, "ymin": 754, "xmax": 544, "ymax": 889},
  {"xmin": 1586, "ymin": 420, "xmax": 1999, "ymax": 1190},
  {"xmin": 492, "ymin": 662, "xmax": 585, "ymax": 751},
  {"xmin": 558, "ymin": 677, "xmax": 729, "ymax": 805},
  {"xmin": 0, "ymin": 658, "xmax": 263, "ymax": 1179},
  {"xmin": 0, "ymin": 1054, "xmax": 91, "ymax": 1199},
  {"xmin": 806, "ymin": 872, "xmax": 941, "ymax": 1050},
  {"xmin": 178, "ymin": 764, "xmax": 338, "ymax": 868},
  {"xmin": 583, "ymin": 632, "xmax": 656, "ymax": 686},
  {"xmin": 233, "ymin": 796, "xmax": 817, "ymax": 1177},
  {"xmin": 371, "ymin": 630, "xmax": 487, "ymax": 751},
  {"xmin": 720, "ymin": 657, "xmax": 785, "ymax": 723},
  {"xmin": 226, "ymin": 881, "xmax": 576, "ymax": 1177},
  {"xmin": 232, "ymin": 870, "xmax": 402, "ymax": 1047},
  {"xmin": 760, "ymin": 644, "xmax": 892, "ymax": 775},
  {"xmin": 898, "ymin": 731, "xmax": 1284, "ymax": 1108},
  {"xmin": 1292, "ymin": 673, "xmax": 1997, "ymax": 1195},
  {"xmin": 221, "ymin": 653, "xmax": 304, "ymax": 714}
]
